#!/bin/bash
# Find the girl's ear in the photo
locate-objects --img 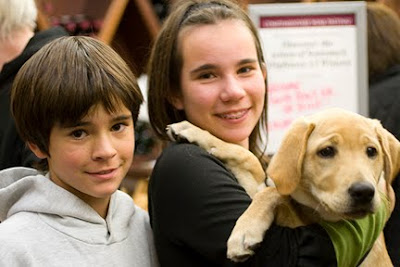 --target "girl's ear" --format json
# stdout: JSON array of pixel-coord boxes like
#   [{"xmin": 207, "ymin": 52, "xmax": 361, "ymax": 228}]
[
  {"xmin": 27, "ymin": 142, "xmax": 47, "ymax": 159},
  {"xmin": 261, "ymin": 62, "xmax": 267, "ymax": 80},
  {"xmin": 169, "ymin": 94, "xmax": 184, "ymax": 110}
]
